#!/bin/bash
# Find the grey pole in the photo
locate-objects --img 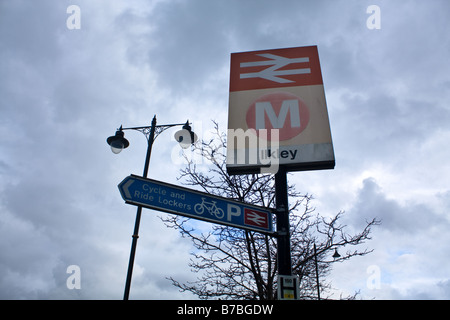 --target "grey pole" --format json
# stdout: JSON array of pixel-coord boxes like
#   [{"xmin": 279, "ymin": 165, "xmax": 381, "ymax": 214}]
[
  {"xmin": 123, "ymin": 115, "xmax": 157, "ymax": 300},
  {"xmin": 275, "ymin": 166, "xmax": 292, "ymax": 277}
]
